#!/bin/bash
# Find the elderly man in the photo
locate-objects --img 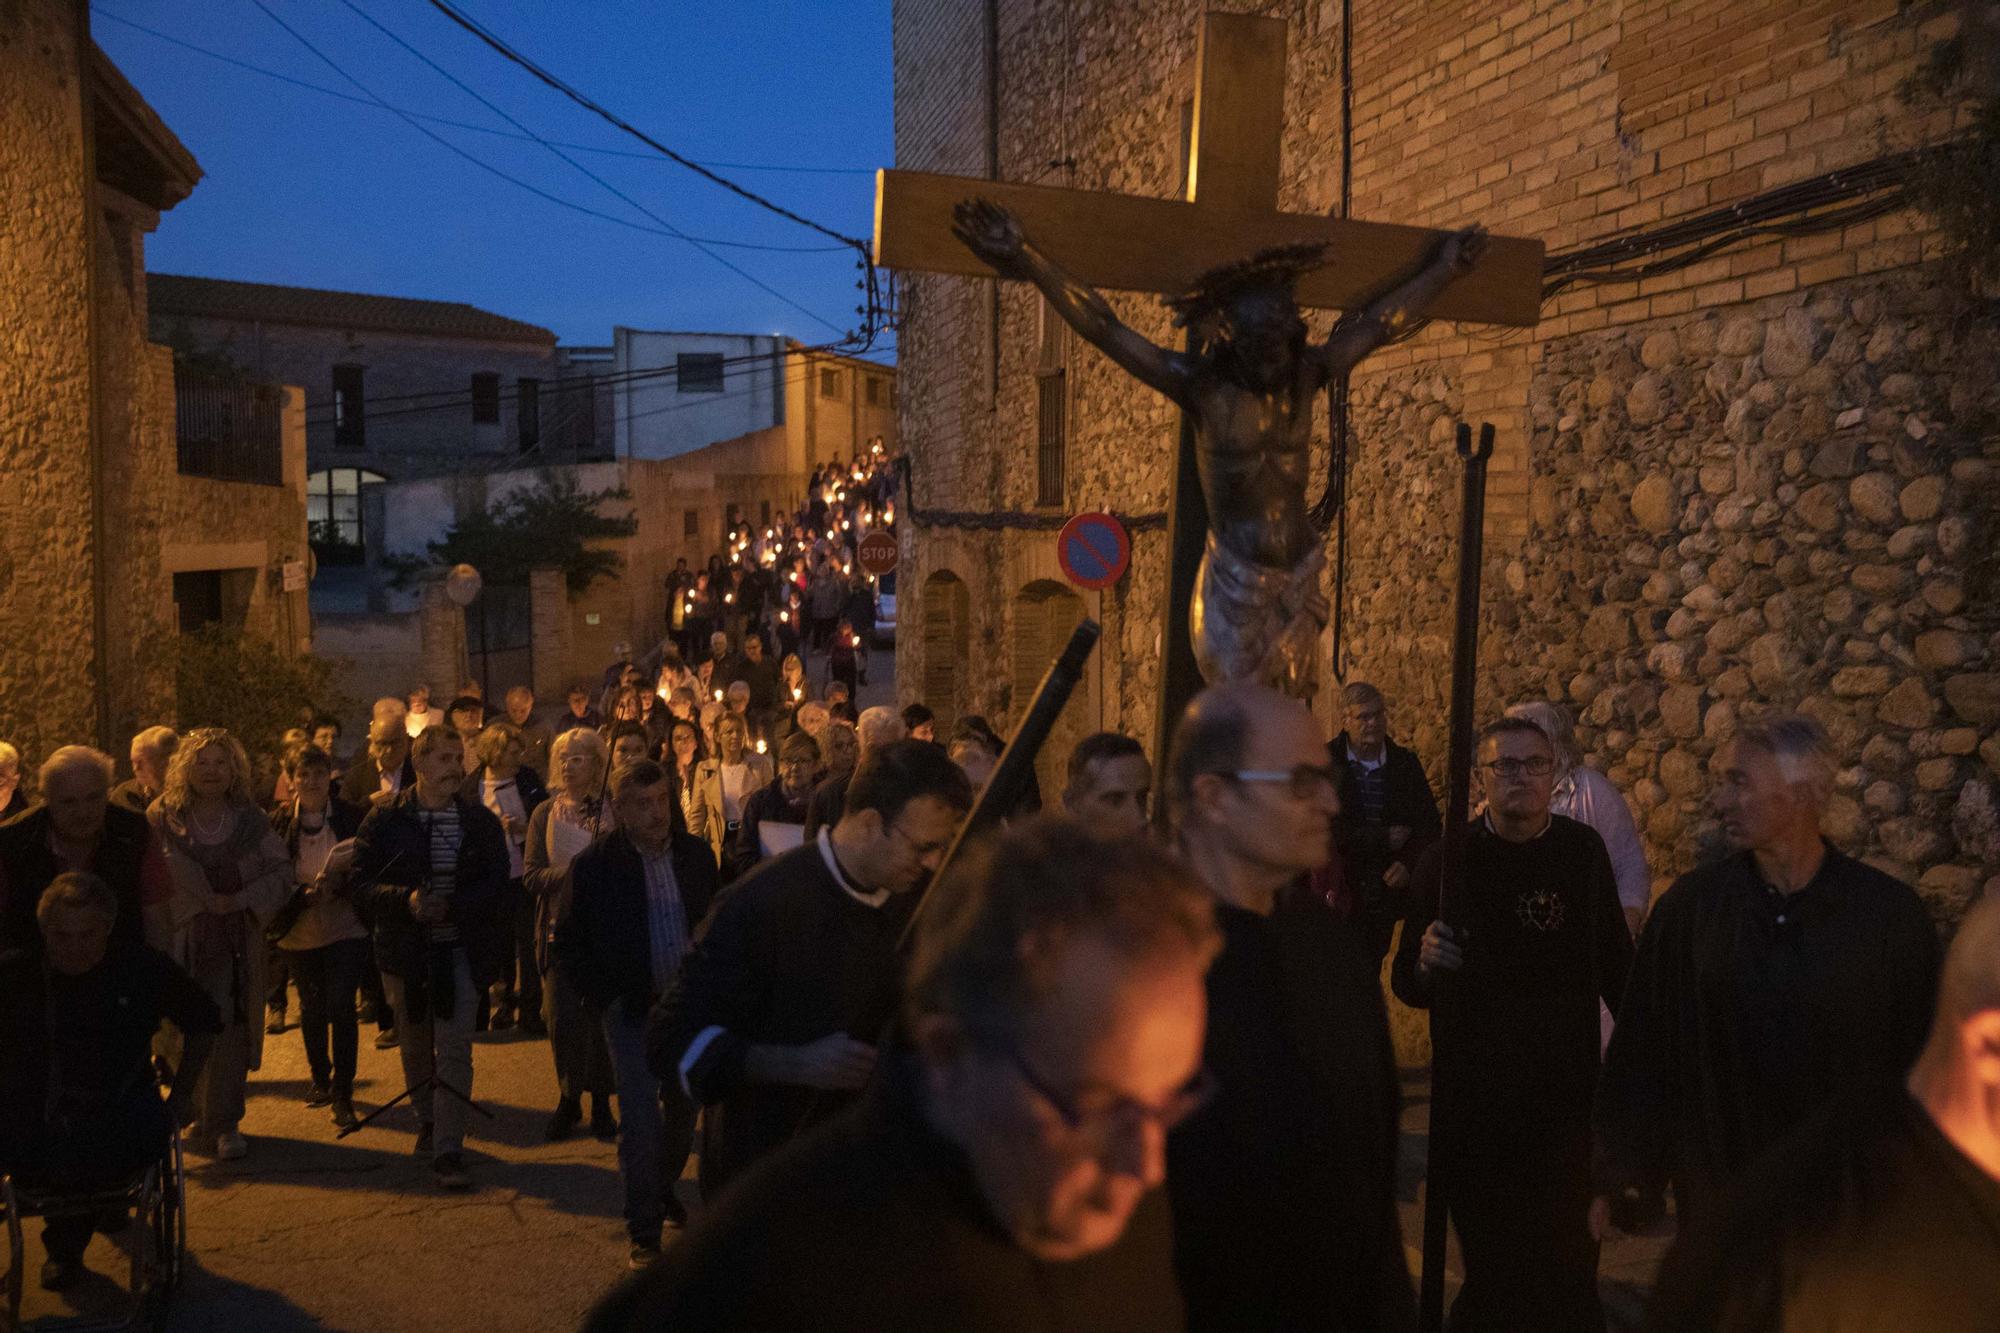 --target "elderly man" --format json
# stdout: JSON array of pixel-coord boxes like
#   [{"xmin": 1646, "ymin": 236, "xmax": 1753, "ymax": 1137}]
[
  {"xmin": 594, "ymin": 818, "xmax": 1215, "ymax": 1331},
  {"xmin": 0, "ymin": 873, "xmax": 220, "ymax": 1291},
  {"xmin": 1061, "ymin": 732, "xmax": 1152, "ymax": 840},
  {"xmin": 1327, "ymin": 682, "xmax": 1441, "ymax": 960},
  {"xmin": 1594, "ymin": 715, "xmax": 1940, "ymax": 1247},
  {"xmin": 802, "ymin": 704, "xmax": 906, "ymax": 839},
  {"xmin": 1165, "ymin": 682, "xmax": 1413, "ymax": 1331},
  {"xmin": 503, "ymin": 686, "xmax": 555, "ymax": 780},
  {"xmin": 1644, "ymin": 891, "xmax": 2000, "ymax": 1329},
  {"xmin": 111, "ymin": 726, "xmax": 179, "ymax": 815},
  {"xmin": 352, "ymin": 727, "xmax": 509, "ymax": 1189},
  {"xmin": 1391, "ymin": 717, "xmax": 1632, "ymax": 1331},
  {"xmin": 555, "ymin": 760, "xmax": 720, "ymax": 1268},
  {"xmin": 651, "ymin": 741, "xmax": 971, "ymax": 1197},
  {"xmin": 0, "ymin": 747, "xmax": 173, "ymax": 951},
  {"xmin": 343, "ymin": 718, "xmax": 416, "ymax": 811}
]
